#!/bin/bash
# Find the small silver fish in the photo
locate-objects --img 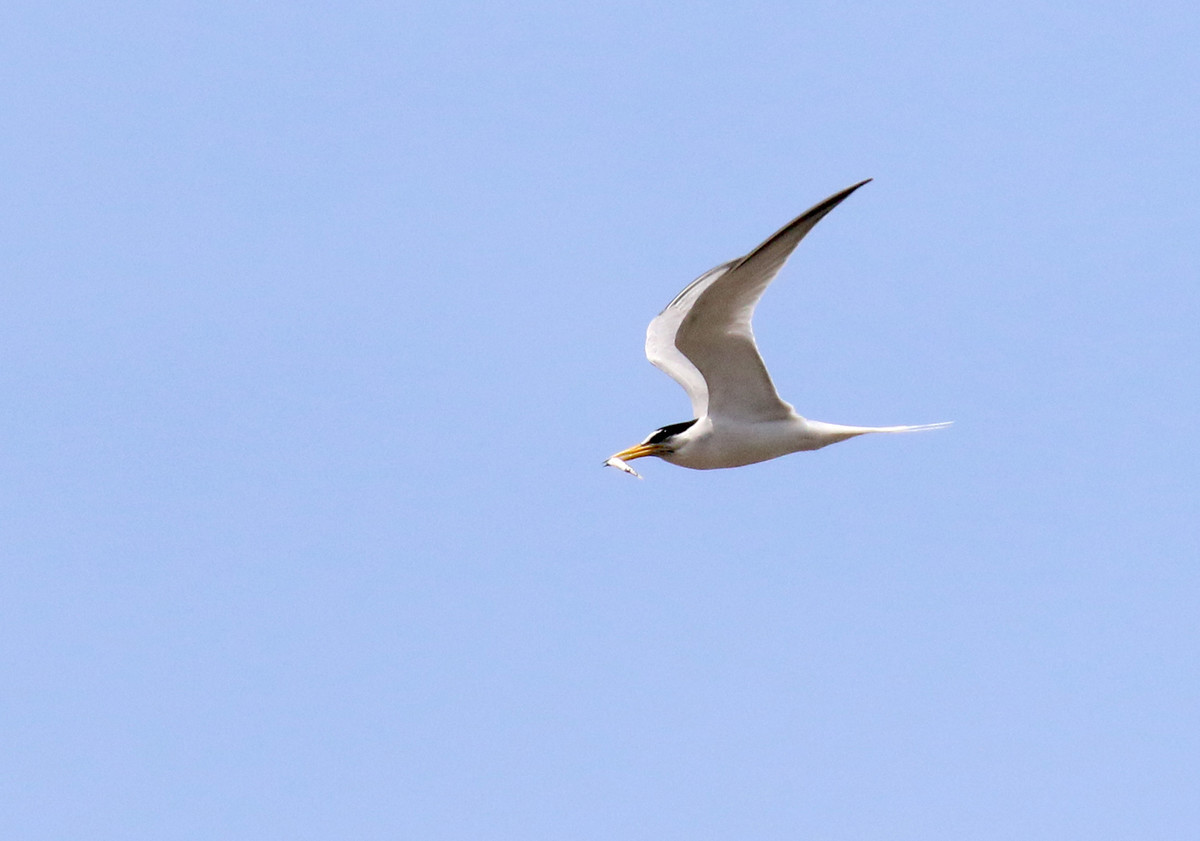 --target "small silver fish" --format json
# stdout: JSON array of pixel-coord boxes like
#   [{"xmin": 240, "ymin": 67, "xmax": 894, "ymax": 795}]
[{"xmin": 603, "ymin": 455, "xmax": 643, "ymax": 479}]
